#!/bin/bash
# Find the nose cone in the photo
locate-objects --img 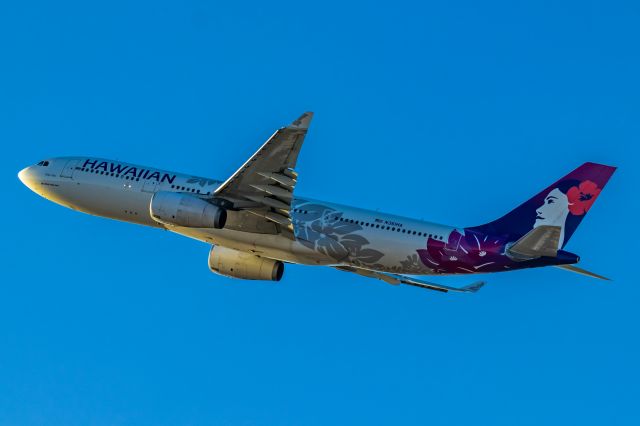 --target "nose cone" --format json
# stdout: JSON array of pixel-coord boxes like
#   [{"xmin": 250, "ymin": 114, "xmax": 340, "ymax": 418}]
[{"xmin": 18, "ymin": 166, "xmax": 37, "ymax": 191}]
